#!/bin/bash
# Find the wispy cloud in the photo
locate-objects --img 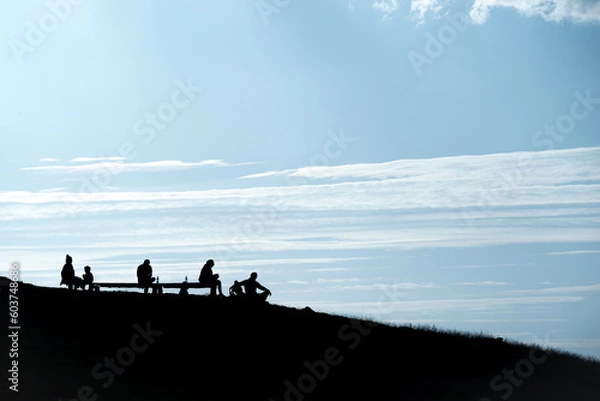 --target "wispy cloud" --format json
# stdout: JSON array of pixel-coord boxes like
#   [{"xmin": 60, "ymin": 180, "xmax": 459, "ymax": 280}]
[
  {"xmin": 372, "ymin": 0, "xmax": 400, "ymax": 19},
  {"xmin": 3, "ymin": 148, "xmax": 599, "ymax": 256},
  {"xmin": 38, "ymin": 158, "xmax": 59, "ymax": 163},
  {"xmin": 469, "ymin": 0, "xmax": 600, "ymax": 24},
  {"xmin": 288, "ymin": 280, "xmax": 308, "ymax": 285},
  {"xmin": 317, "ymin": 277, "xmax": 361, "ymax": 284},
  {"xmin": 333, "ymin": 282, "xmax": 438, "ymax": 290},
  {"xmin": 69, "ymin": 157, "xmax": 127, "ymax": 163},
  {"xmin": 546, "ymin": 250, "xmax": 600, "ymax": 256},
  {"xmin": 505, "ymin": 284, "xmax": 600, "ymax": 295},
  {"xmin": 441, "ymin": 263, "xmax": 534, "ymax": 269},
  {"xmin": 534, "ymin": 338, "xmax": 600, "ymax": 349},
  {"xmin": 293, "ymin": 295, "xmax": 584, "ymax": 315},
  {"xmin": 463, "ymin": 318, "xmax": 568, "ymax": 323},
  {"xmin": 410, "ymin": 0, "xmax": 444, "ymax": 21},
  {"xmin": 371, "ymin": 0, "xmax": 600, "ymax": 25},
  {"xmin": 21, "ymin": 159, "xmax": 261, "ymax": 174},
  {"xmin": 39, "ymin": 187, "xmax": 69, "ymax": 193},
  {"xmin": 372, "ymin": 0, "xmax": 445, "ymax": 21},
  {"xmin": 218, "ymin": 257, "xmax": 376, "ymax": 268},
  {"xmin": 308, "ymin": 267, "xmax": 351, "ymax": 272},
  {"xmin": 455, "ymin": 281, "xmax": 511, "ymax": 286},
  {"xmin": 240, "ymin": 147, "xmax": 600, "ymax": 183}
]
